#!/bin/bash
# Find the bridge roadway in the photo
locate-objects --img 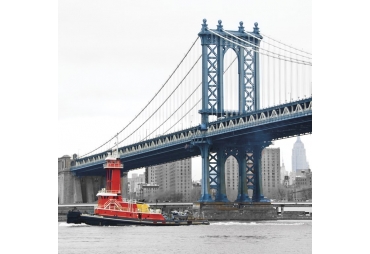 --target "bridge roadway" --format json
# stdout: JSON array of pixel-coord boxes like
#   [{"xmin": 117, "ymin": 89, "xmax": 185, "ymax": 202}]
[{"xmin": 71, "ymin": 98, "xmax": 312, "ymax": 176}]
